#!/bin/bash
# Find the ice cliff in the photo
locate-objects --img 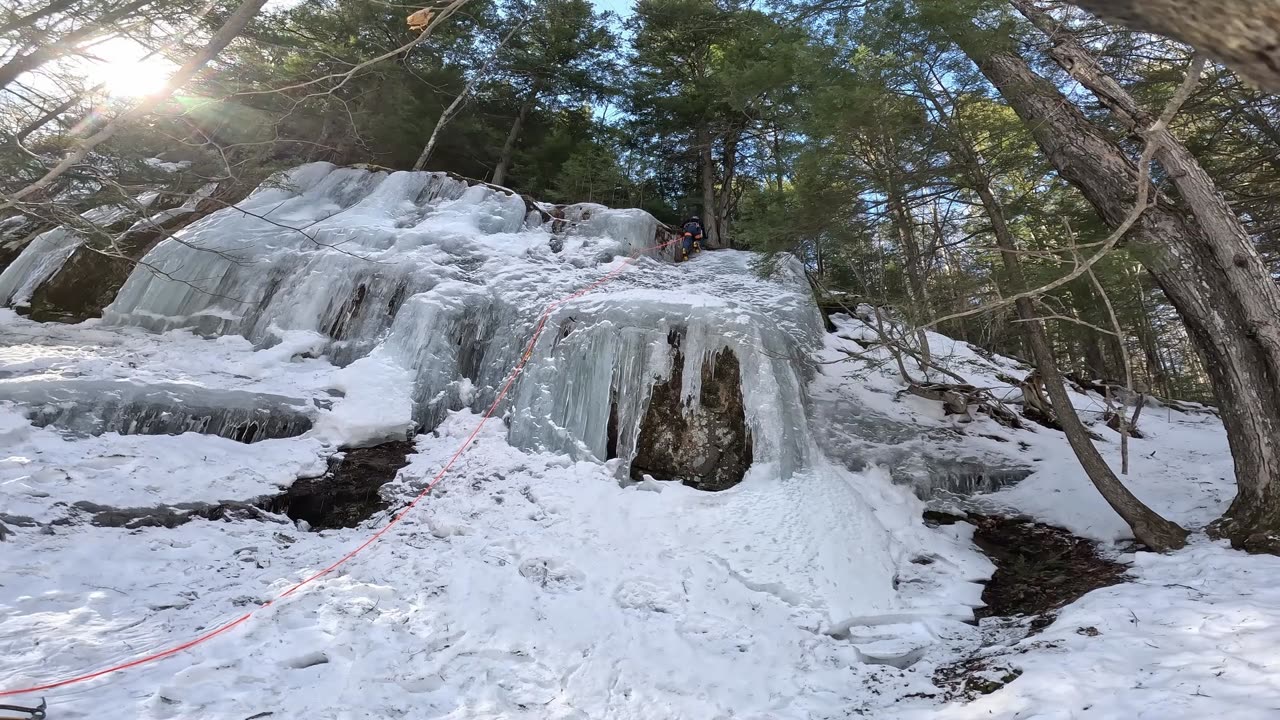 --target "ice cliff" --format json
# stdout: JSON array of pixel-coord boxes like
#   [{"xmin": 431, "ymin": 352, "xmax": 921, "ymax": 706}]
[{"xmin": 85, "ymin": 163, "xmax": 821, "ymax": 480}]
